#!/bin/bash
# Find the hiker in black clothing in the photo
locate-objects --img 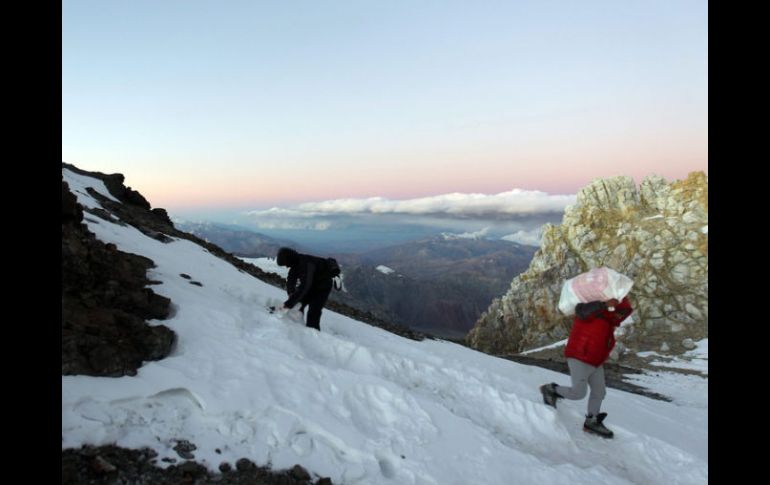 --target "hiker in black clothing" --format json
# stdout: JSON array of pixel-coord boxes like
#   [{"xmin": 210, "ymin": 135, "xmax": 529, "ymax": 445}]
[{"xmin": 276, "ymin": 247, "xmax": 335, "ymax": 331}]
